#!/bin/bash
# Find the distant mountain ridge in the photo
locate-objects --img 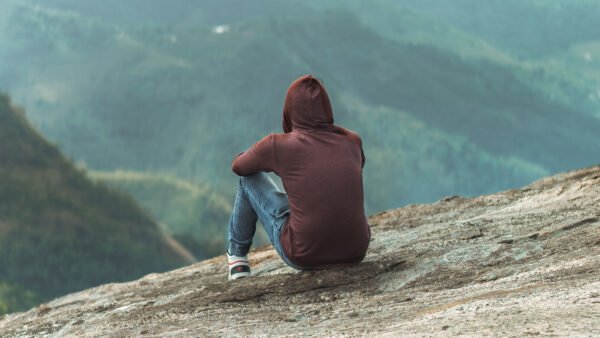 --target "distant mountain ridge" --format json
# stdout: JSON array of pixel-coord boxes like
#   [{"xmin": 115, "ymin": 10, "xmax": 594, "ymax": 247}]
[{"xmin": 2, "ymin": 2, "xmax": 598, "ymax": 214}]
